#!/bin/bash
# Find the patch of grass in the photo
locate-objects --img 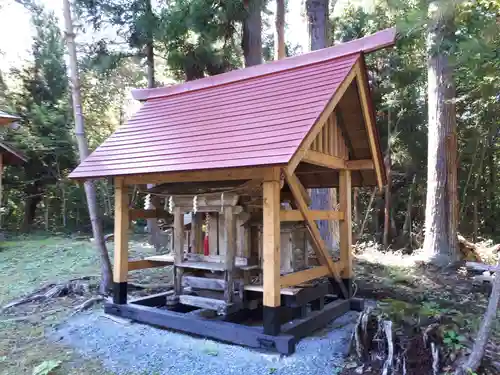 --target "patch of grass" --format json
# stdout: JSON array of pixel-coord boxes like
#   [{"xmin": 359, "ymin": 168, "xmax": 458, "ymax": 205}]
[
  {"xmin": 0, "ymin": 236, "xmax": 99, "ymax": 306},
  {"xmin": 0, "ymin": 234, "xmax": 172, "ymax": 375}
]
